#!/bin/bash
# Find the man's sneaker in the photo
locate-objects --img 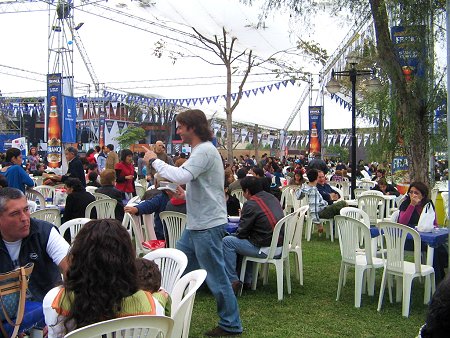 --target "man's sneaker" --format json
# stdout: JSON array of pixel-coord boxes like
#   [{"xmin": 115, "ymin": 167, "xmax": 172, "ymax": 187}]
[
  {"xmin": 231, "ymin": 280, "xmax": 243, "ymax": 296},
  {"xmin": 205, "ymin": 326, "xmax": 242, "ymax": 337}
]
